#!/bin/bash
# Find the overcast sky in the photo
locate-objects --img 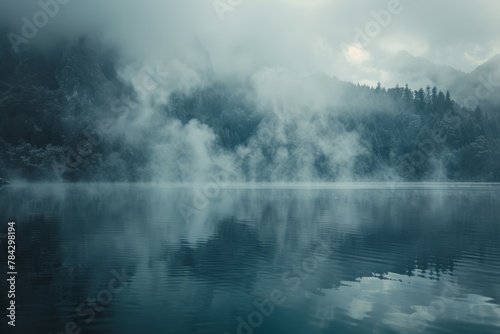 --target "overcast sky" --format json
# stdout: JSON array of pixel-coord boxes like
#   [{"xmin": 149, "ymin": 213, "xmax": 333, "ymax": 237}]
[{"xmin": 2, "ymin": 0, "xmax": 500, "ymax": 87}]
